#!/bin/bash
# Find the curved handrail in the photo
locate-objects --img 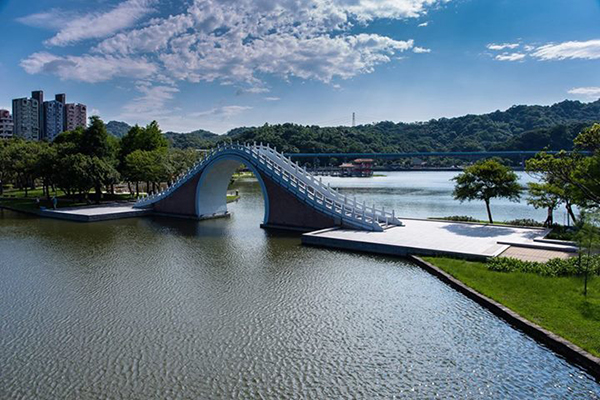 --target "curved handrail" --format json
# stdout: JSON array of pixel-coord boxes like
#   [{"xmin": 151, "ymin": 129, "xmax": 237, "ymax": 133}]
[{"xmin": 134, "ymin": 143, "xmax": 403, "ymax": 231}]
